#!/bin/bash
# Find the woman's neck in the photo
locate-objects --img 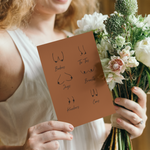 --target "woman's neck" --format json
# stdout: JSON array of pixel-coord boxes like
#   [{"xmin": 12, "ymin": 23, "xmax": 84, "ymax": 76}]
[
  {"xmin": 27, "ymin": 11, "xmax": 56, "ymax": 35},
  {"xmin": 22, "ymin": 11, "xmax": 66, "ymax": 46}
]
